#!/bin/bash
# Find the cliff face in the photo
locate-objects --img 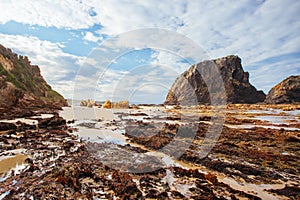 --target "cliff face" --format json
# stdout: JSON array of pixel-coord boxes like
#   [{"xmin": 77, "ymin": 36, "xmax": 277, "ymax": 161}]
[
  {"xmin": 165, "ymin": 55, "xmax": 266, "ymax": 105},
  {"xmin": 265, "ymin": 75, "xmax": 300, "ymax": 104},
  {"xmin": 0, "ymin": 44, "xmax": 67, "ymax": 115}
]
